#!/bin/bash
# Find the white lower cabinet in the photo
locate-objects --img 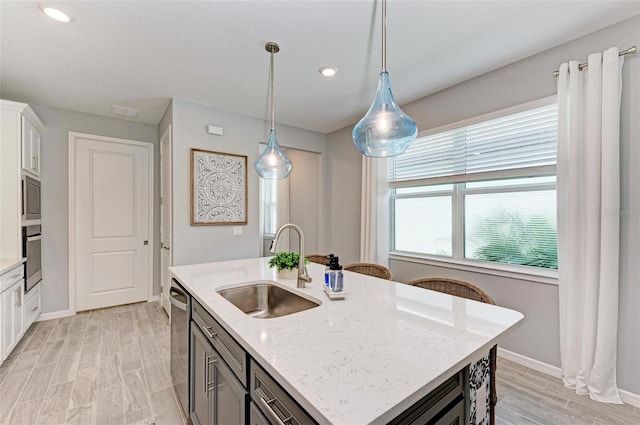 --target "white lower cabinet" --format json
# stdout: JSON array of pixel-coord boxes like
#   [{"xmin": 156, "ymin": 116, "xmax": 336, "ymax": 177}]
[
  {"xmin": 1, "ymin": 264, "xmax": 25, "ymax": 363},
  {"xmin": 23, "ymin": 285, "xmax": 41, "ymax": 331}
]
